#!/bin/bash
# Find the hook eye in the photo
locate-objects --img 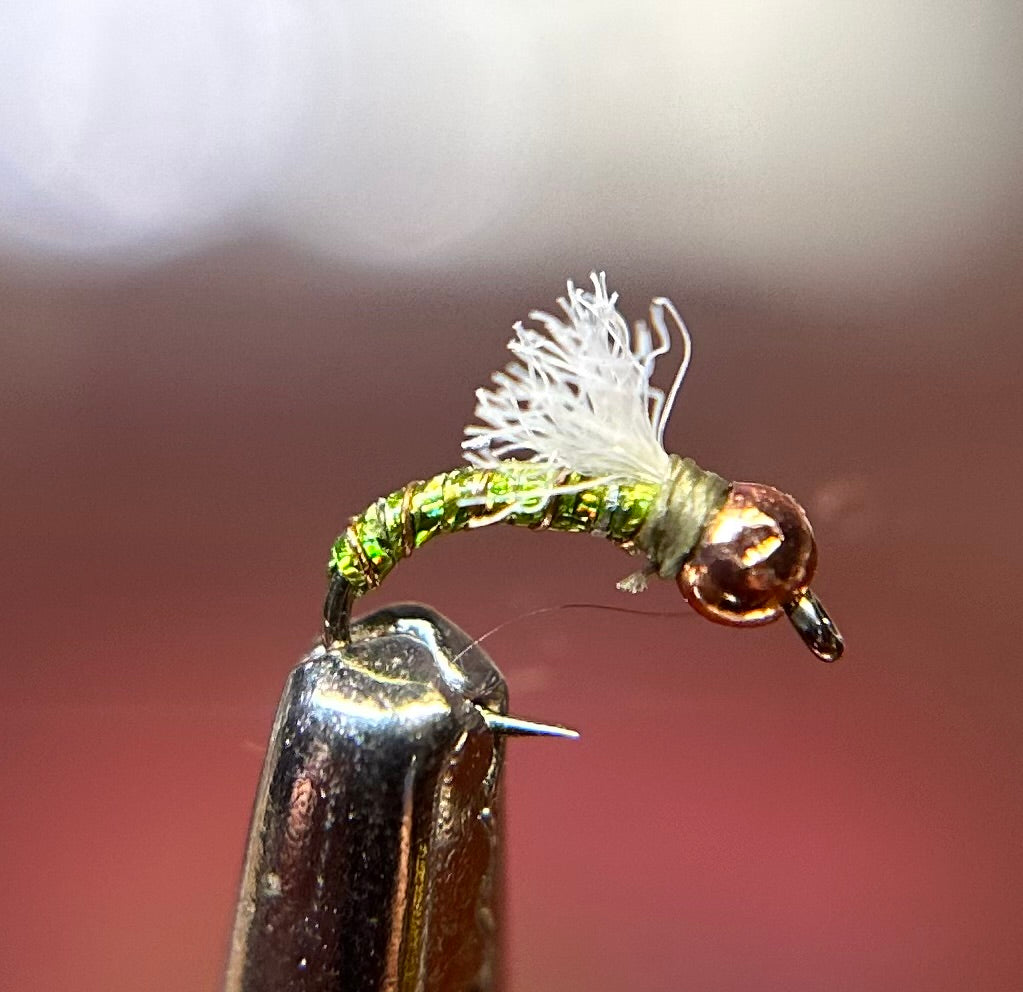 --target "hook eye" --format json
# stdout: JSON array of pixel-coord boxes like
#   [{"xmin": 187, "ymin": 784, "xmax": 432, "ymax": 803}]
[{"xmin": 785, "ymin": 589, "xmax": 844, "ymax": 662}]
